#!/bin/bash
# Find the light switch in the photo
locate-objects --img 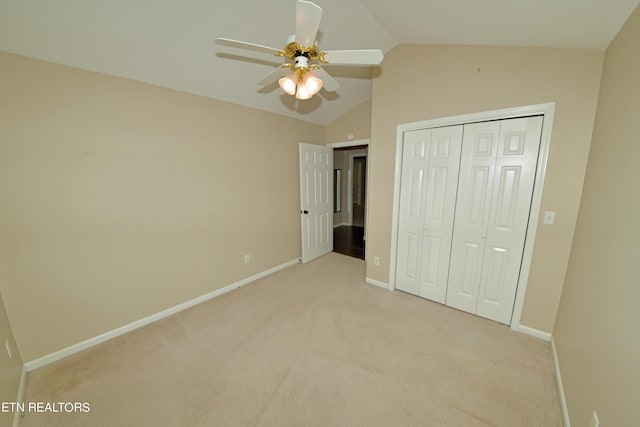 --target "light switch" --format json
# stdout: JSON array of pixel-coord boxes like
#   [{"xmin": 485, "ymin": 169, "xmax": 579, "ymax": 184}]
[{"xmin": 543, "ymin": 211, "xmax": 556, "ymax": 224}]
